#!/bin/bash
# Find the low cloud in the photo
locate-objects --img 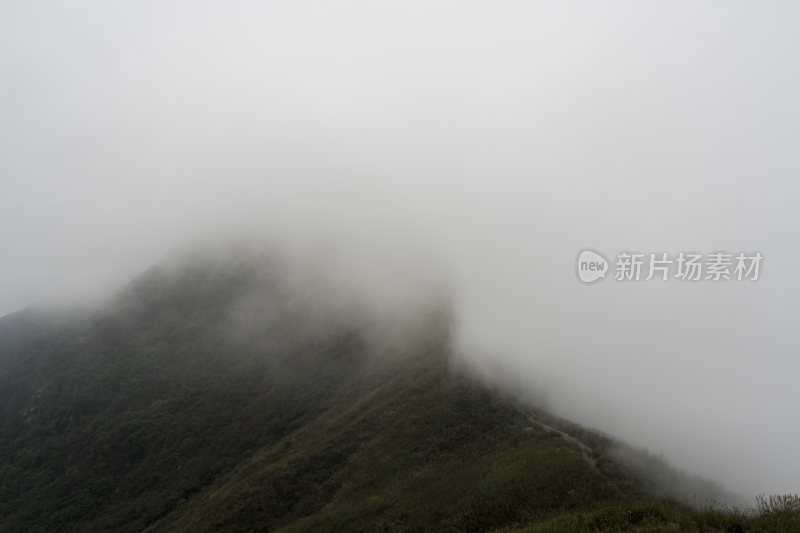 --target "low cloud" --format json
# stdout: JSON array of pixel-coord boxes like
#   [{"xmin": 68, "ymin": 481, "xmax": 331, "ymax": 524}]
[{"xmin": 1, "ymin": 1, "xmax": 798, "ymax": 499}]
